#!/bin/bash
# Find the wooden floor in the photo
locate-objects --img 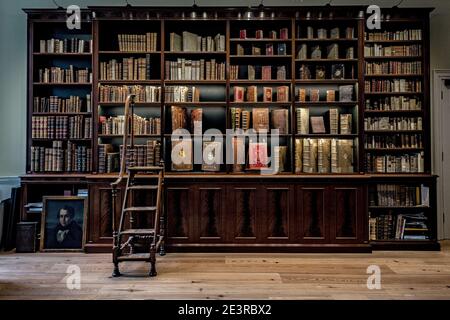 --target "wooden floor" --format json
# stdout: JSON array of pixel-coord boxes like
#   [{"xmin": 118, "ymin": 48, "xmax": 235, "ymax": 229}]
[{"xmin": 1, "ymin": 245, "xmax": 450, "ymax": 300}]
